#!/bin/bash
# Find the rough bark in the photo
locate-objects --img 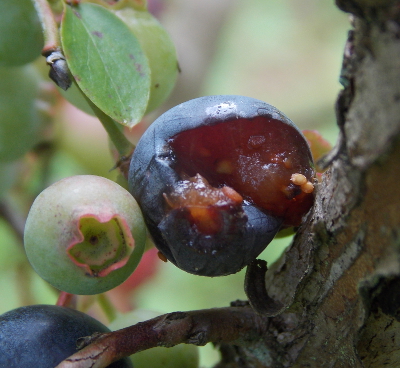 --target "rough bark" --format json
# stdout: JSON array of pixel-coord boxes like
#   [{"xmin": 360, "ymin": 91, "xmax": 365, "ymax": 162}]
[{"xmin": 223, "ymin": 0, "xmax": 400, "ymax": 366}]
